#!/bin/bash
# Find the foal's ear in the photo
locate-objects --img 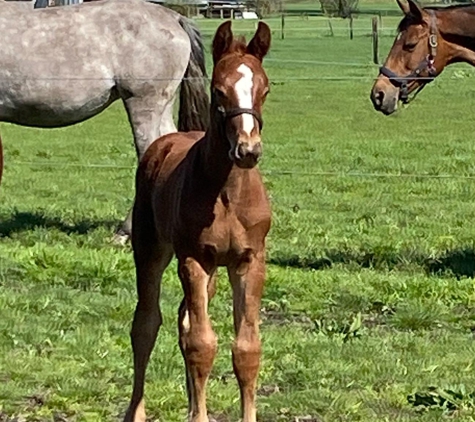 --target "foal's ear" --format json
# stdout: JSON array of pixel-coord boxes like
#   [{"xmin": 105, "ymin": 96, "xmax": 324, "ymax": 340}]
[
  {"xmin": 247, "ymin": 22, "xmax": 271, "ymax": 62},
  {"xmin": 397, "ymin": 0, "xmax": 423, "ymax": 22},
  {"xmin": 213, "ymin": 21, "xmax": 233, "ymax": 65}
]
